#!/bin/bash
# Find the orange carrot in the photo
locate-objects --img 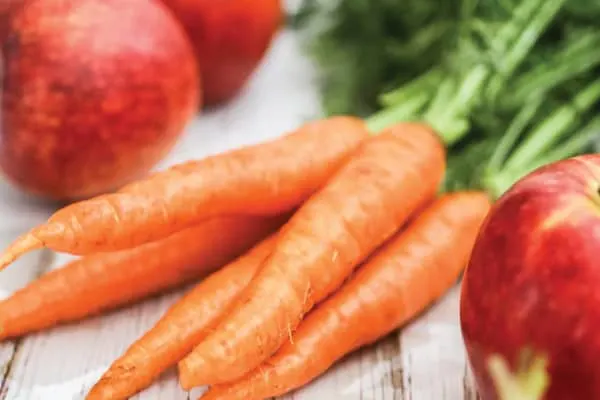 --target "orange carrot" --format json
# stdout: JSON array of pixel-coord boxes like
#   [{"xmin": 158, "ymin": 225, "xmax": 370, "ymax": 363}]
[
  {"xmin": 200, "ymin": 192, "xmax": 491, "ymax": 400},
  {"xmin": 177, "ymin": 123, "xmax": 446, "ymax": 388},
  {"xmin": 0, "ymin": 215, "xmax": 284, "ymax": 340},
  {"xmin": 0, "ymin": 116, "xmax": 368, "ymax": 270},
  {"xmin": 86, "ymin": 233, "xmax": 278, "ymax": 400}
]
